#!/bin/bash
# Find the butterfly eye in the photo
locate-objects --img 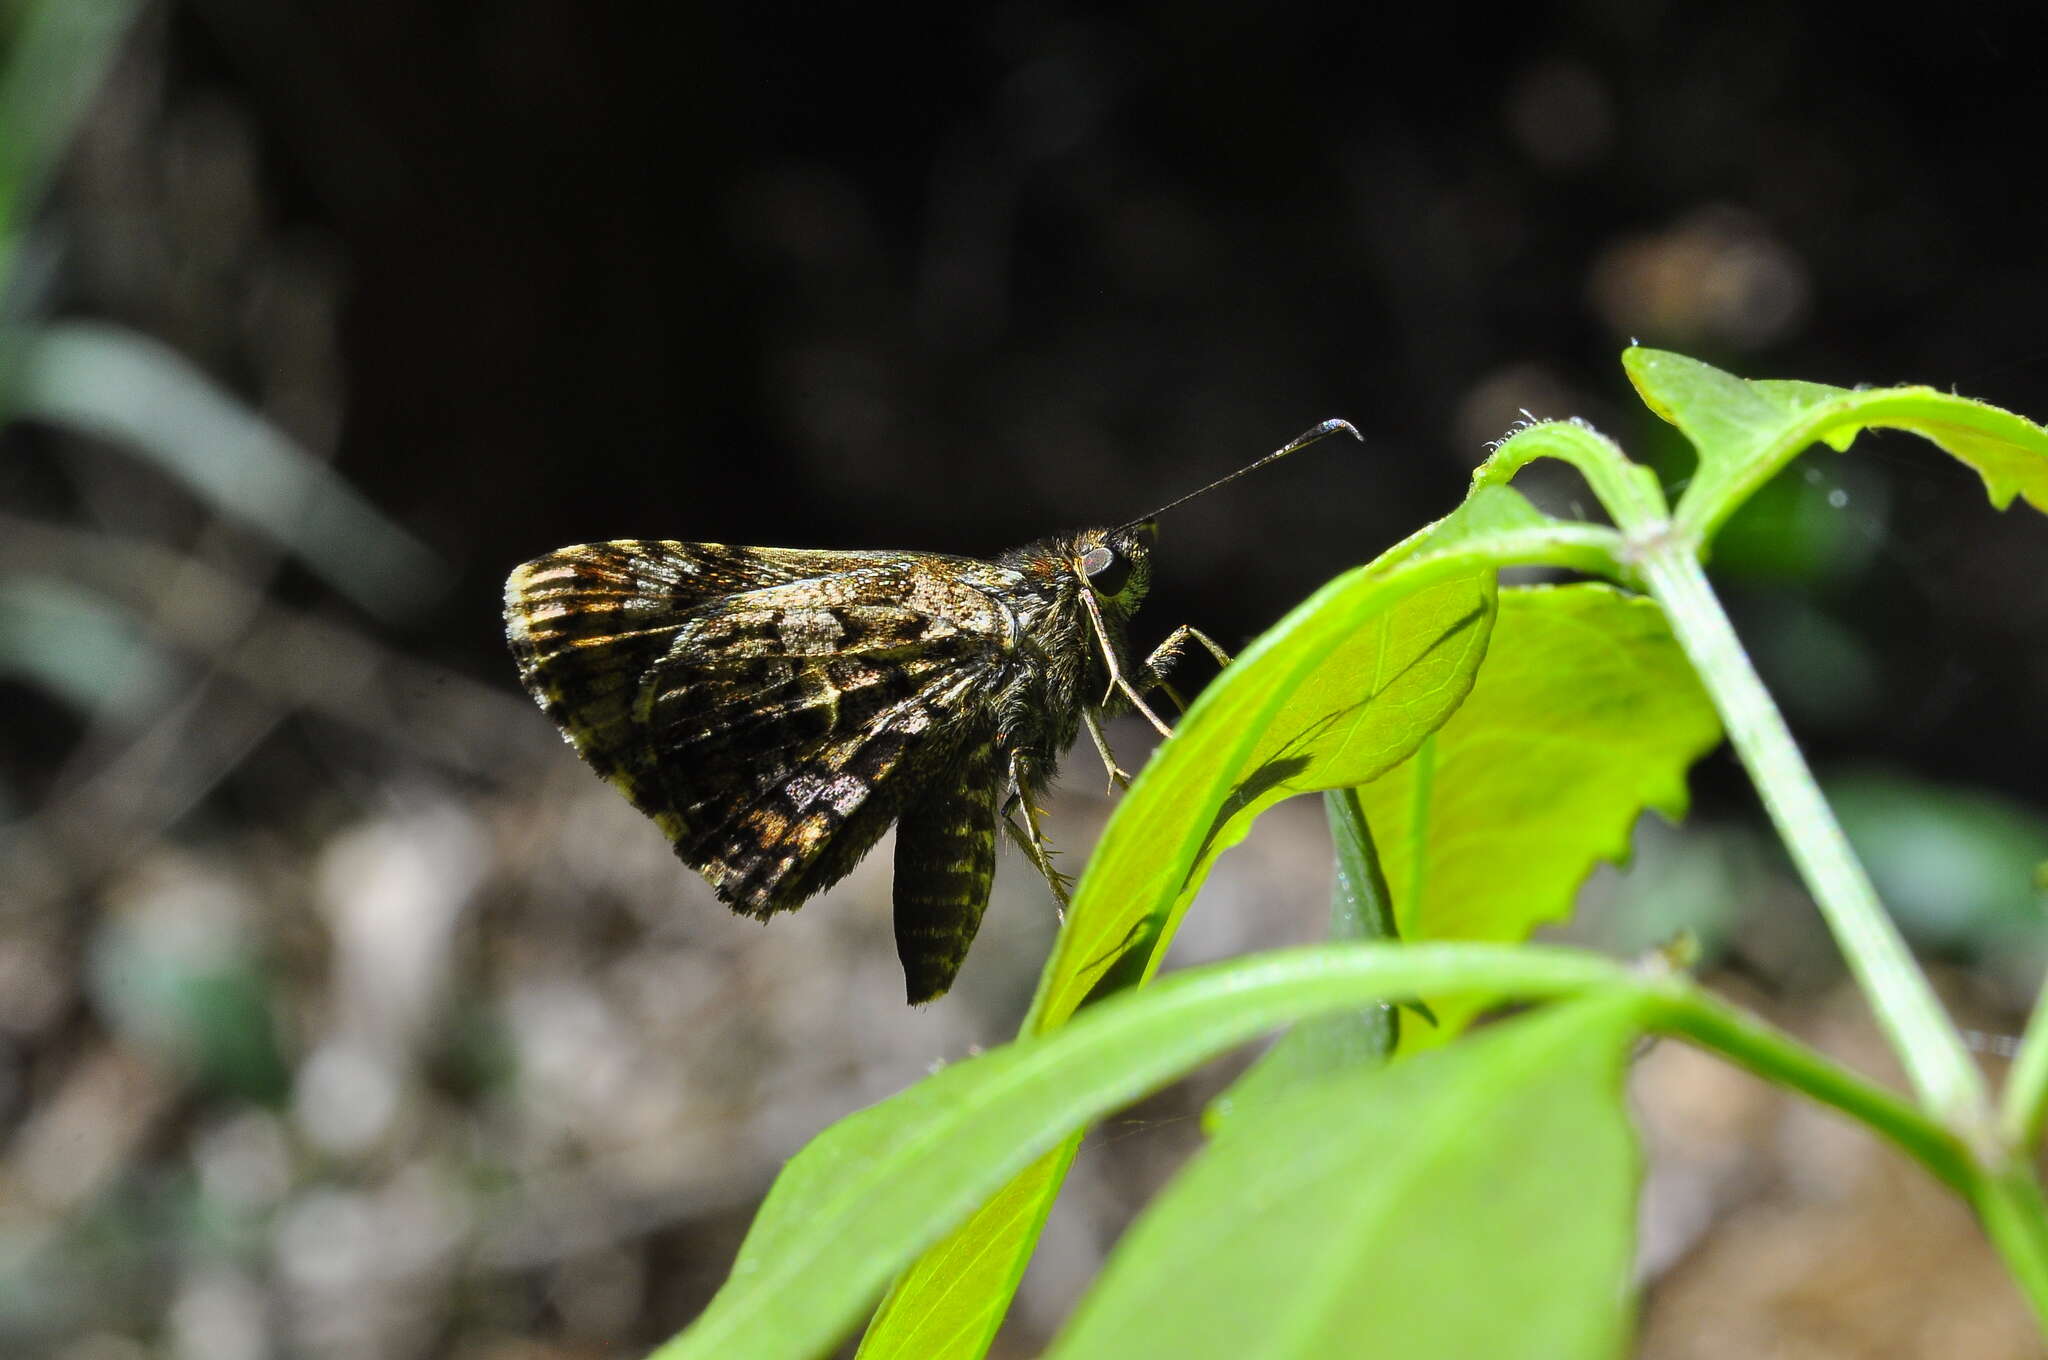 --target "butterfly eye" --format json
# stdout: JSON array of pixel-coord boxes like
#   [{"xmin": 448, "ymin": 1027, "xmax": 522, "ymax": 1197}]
[{"xmin": 1080, "ymin": 544, "xmax": 1132, "ymax": 596}]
